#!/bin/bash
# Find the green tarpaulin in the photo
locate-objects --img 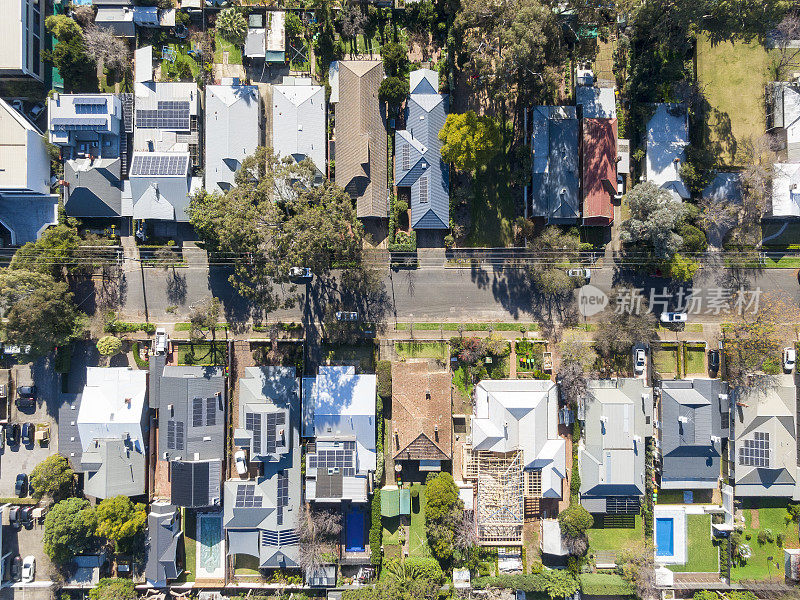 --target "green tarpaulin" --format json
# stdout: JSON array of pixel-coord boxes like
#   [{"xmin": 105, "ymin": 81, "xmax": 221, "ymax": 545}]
[{"xmin": 380, "ymin": 488, "xmax": 411, "ymax": 517}]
